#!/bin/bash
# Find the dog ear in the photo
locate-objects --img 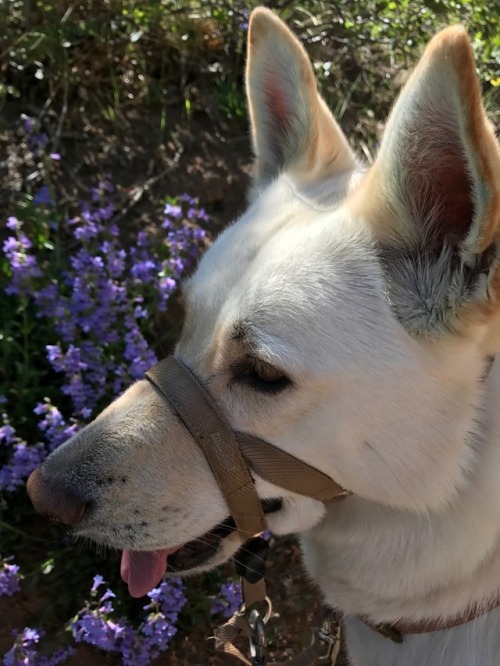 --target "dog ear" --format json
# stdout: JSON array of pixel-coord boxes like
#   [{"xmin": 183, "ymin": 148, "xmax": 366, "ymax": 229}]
[
  {"xmin": 365, "ymin": 26, "xmax": 500, "ymax": 257},
  {"xmin": 354, "ymin": 27, "xmax": 500, "ymax": 337},
  {"xmin": 246, "ymin": 7, "xmax": 357, "ymax": 188}
]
